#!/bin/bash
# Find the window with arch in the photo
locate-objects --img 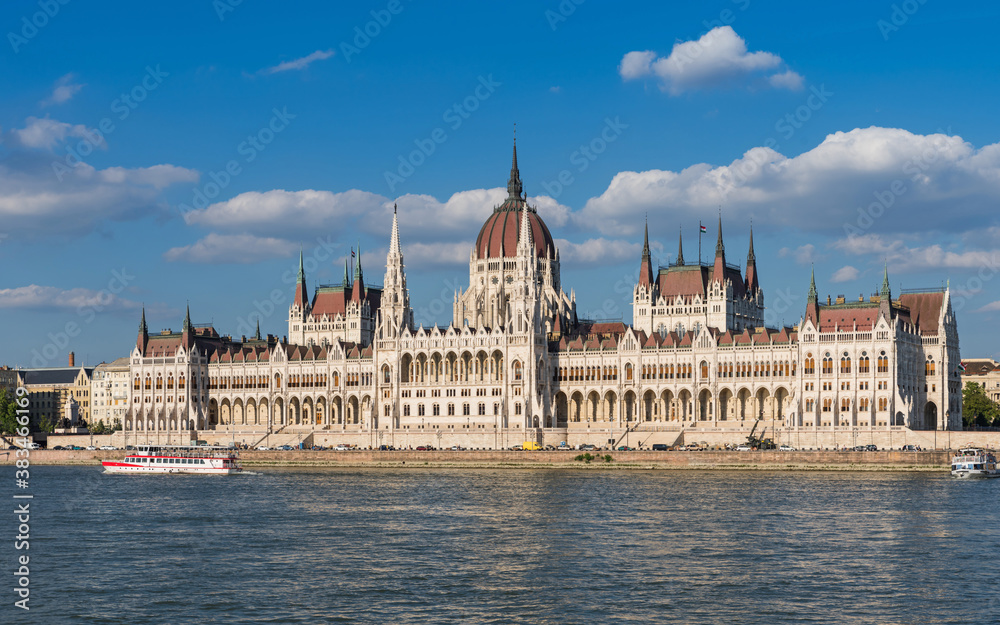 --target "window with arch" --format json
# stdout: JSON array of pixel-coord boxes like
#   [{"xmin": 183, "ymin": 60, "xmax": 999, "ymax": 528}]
[
  {"xmin": 925, "ymin": 360, "xmax": 935, "ymax": 376},
  {"xmin": 156, "ymin": 375, "xmax": 163, "ymax": 390},
  {"xmin": 878, "ymin": 397, "xmax": 888, "ymax": 411},
  {"xmin": 701, "ymin": 361, "xmax": 709, "ymax": 379},
  {"xmin": 859, "ymin": 354, "xmax": 870, "ymax": 374},
  {"xmin": 822, "ymin": 398, "xmax": 832, "ymax": 412},
  {"xmin": 513, "ymin": 361, "xmax": 523, "ymax": 382},
  {"xmin": 877, "ymin": 352, "xmax": 889, "ymax": 374},
  {"xmin": 840, "ymin": 355, "xmax": 851, "ymax": 374},
  {"xmin": 382, "ymin": 365, "xmax": 391, "ymax": 384},
  {"xmin": 625, "ymin": 363, "xmax": 633, "ymax": 381},
  {"xmin": 134, "ymin": 376, "xmax": 141, "ymax": 391},
  {"xmin": 840, "ymin": 397, "xmax": 850, "ymax": 412},
  {"xmin": 274, "ymin": 373, "xmax": 281, "ymax": 389},
  {"xmin": 804, "ymin": 354, "xmax": 815, "ymax": 375},
  {"xmin": 822, "ymin": 355, "xmax": 833, "ymax": 375}
]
